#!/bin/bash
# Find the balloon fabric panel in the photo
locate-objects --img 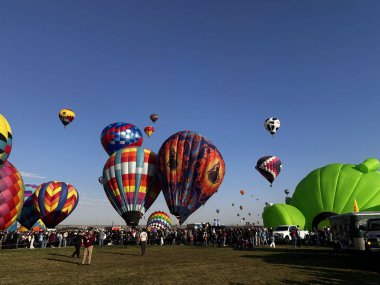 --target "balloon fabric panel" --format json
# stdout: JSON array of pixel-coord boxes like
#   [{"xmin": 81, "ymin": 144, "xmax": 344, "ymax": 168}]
[
  {"xmin": 0, "ymin": 161, "xmax": 24, "ymax": 230},
  {"xmin": 0, "ymin": 114, "xmax": 13, "ymax": 168}
]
